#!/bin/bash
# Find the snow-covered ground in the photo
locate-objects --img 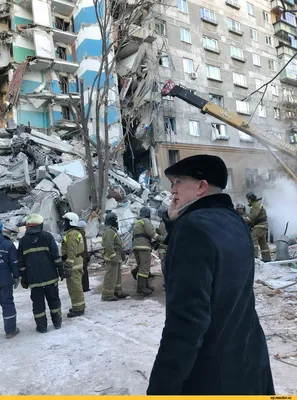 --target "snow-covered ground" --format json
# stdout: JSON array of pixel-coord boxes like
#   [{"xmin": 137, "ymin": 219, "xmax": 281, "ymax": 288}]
[{"xmin": 1, "ymin": 262, "xmax": 297, "ymax": 395}]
